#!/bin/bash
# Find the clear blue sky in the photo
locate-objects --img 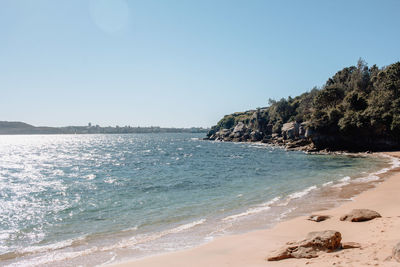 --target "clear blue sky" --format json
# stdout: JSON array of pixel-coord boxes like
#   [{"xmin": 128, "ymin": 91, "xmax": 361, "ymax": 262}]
[{"xmin": 1, "ymin": 0, "xmax": 400, "ymax": 128}]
